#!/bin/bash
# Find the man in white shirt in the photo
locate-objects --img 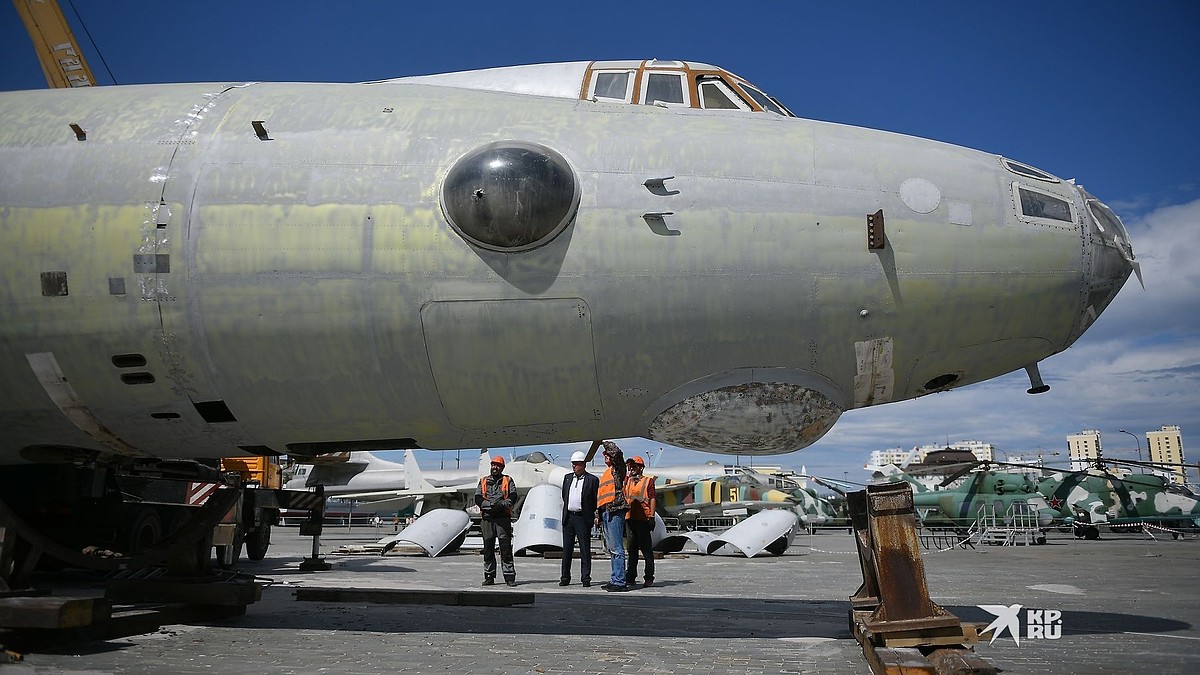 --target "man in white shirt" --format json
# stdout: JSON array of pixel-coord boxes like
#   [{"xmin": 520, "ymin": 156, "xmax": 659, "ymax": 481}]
[{"xmin": 560, "ymin": 451, "xmax": 600, "ymax": 587}]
